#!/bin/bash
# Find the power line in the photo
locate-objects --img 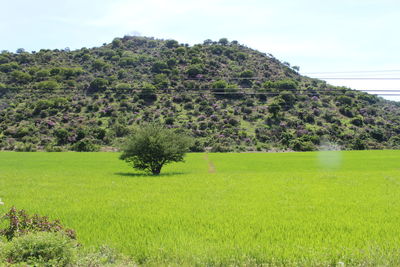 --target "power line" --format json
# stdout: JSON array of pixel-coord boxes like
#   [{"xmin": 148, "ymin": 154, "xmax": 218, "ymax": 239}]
[
  {"xmin": 182, "ymin": 77, "xmax": 400, "ymax": 80},
  {"xmin": 5, "ymin": 87, "xmax": 400, "ymax": 92},
  {"xmin": 183, "ymin": 77, "xmax": 266, "ymax": 80},
  {"xmin": 303, "ymin": 70, "xmax": 400, "ymax": 74},
  {"xmin": 311, "ymin": 77, "xmax": 400, "ymax": 80},
  {"xmin": 184, "ymin": 73, "xmax": 400, "ymax": 80},
  {"xmin": 4, "ymin": 88, "xmax": 400, "ymax": 96}
]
